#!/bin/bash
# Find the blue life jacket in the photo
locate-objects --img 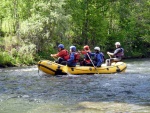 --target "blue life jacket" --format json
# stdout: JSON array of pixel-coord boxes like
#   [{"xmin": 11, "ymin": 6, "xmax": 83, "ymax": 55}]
[
  {"xmin": 67, "ymin": 52, "xmax": 79, "ymax": 67},
  {"xmin": 90, "ymin": 52, "xmax": 103, "ymax": 67}
]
